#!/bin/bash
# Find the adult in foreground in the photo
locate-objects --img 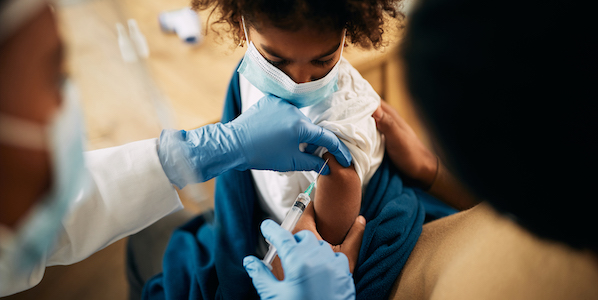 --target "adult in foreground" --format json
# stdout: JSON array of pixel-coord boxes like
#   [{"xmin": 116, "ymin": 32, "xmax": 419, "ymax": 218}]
[{"xmin": 243, "ymin": 0, "xmax": 598, "ymax": 298}]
